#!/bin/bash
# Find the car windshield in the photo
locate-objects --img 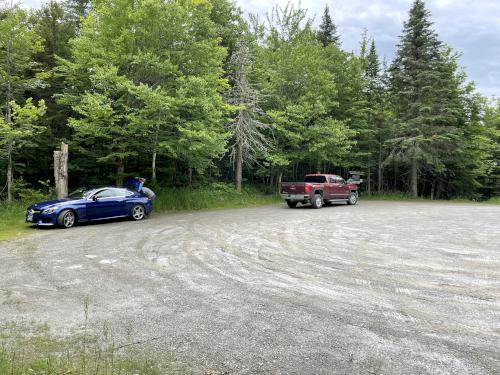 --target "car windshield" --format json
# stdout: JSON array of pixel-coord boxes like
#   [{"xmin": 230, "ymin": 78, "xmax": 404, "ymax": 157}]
[
  {"xmin": 304, "ymin": 175, "xmax": 326, "ymax": 183},
  {"xmin": 68, "ymin": 188, "xmax": 94, "ymax": 199}
]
